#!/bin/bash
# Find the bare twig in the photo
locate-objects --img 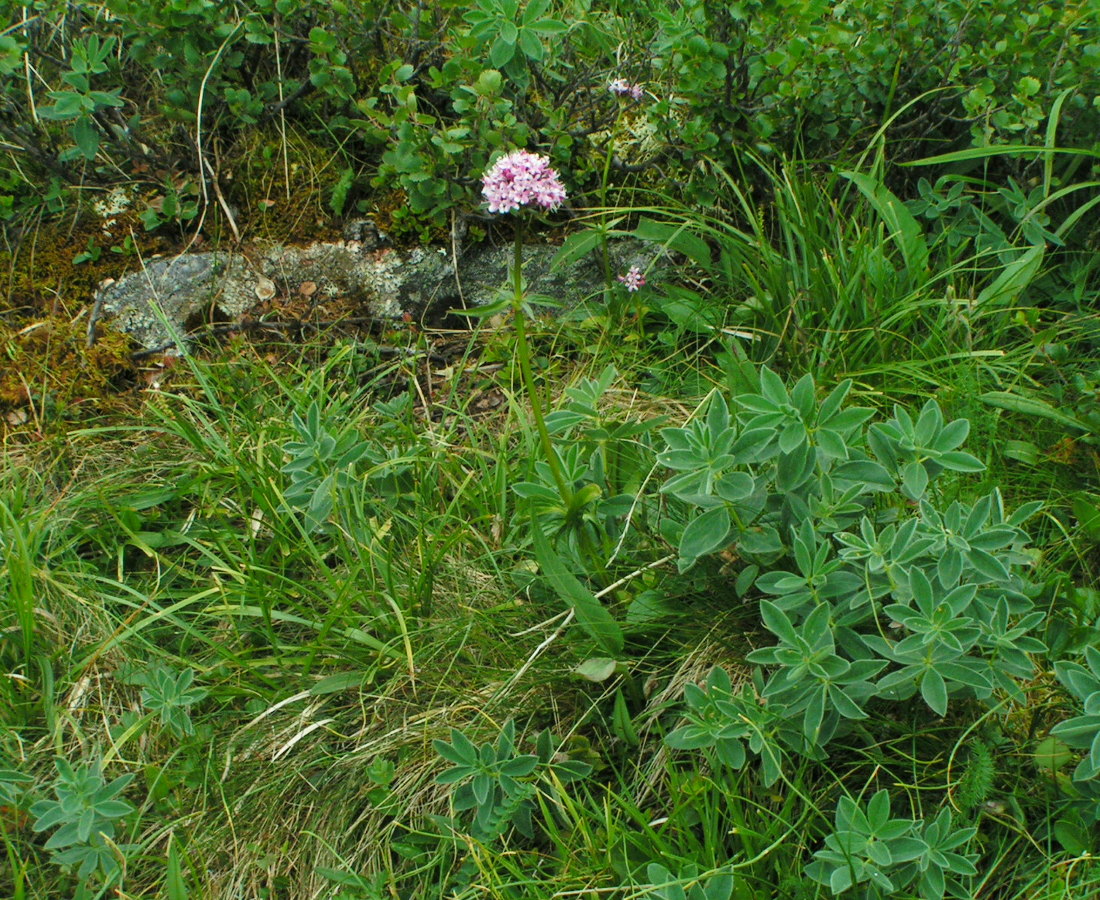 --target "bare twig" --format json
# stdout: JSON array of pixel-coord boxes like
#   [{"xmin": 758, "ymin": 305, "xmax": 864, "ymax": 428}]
[
  {"xmin": 85, "ymin": 293, "xmax": 107, "ymax": 348},
  {"xmin": 273, "ymin": 12, "xmax": 291, "ymax": 202},
  {"xmin": 201, "ymin": 151, "xmax": 241, "ymax": 243},
  {"xmin": 190, "ymin": 24, "xmax": 244, "ymax": 250}
]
